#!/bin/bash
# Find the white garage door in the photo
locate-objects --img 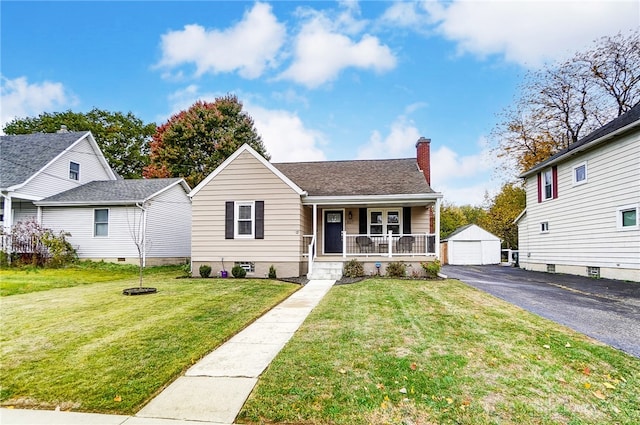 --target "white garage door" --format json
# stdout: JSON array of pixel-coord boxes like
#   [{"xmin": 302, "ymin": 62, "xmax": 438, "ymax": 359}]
[{"xmin": 451, "ymin": 241, "xmax": 483, "ymax": 265}]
